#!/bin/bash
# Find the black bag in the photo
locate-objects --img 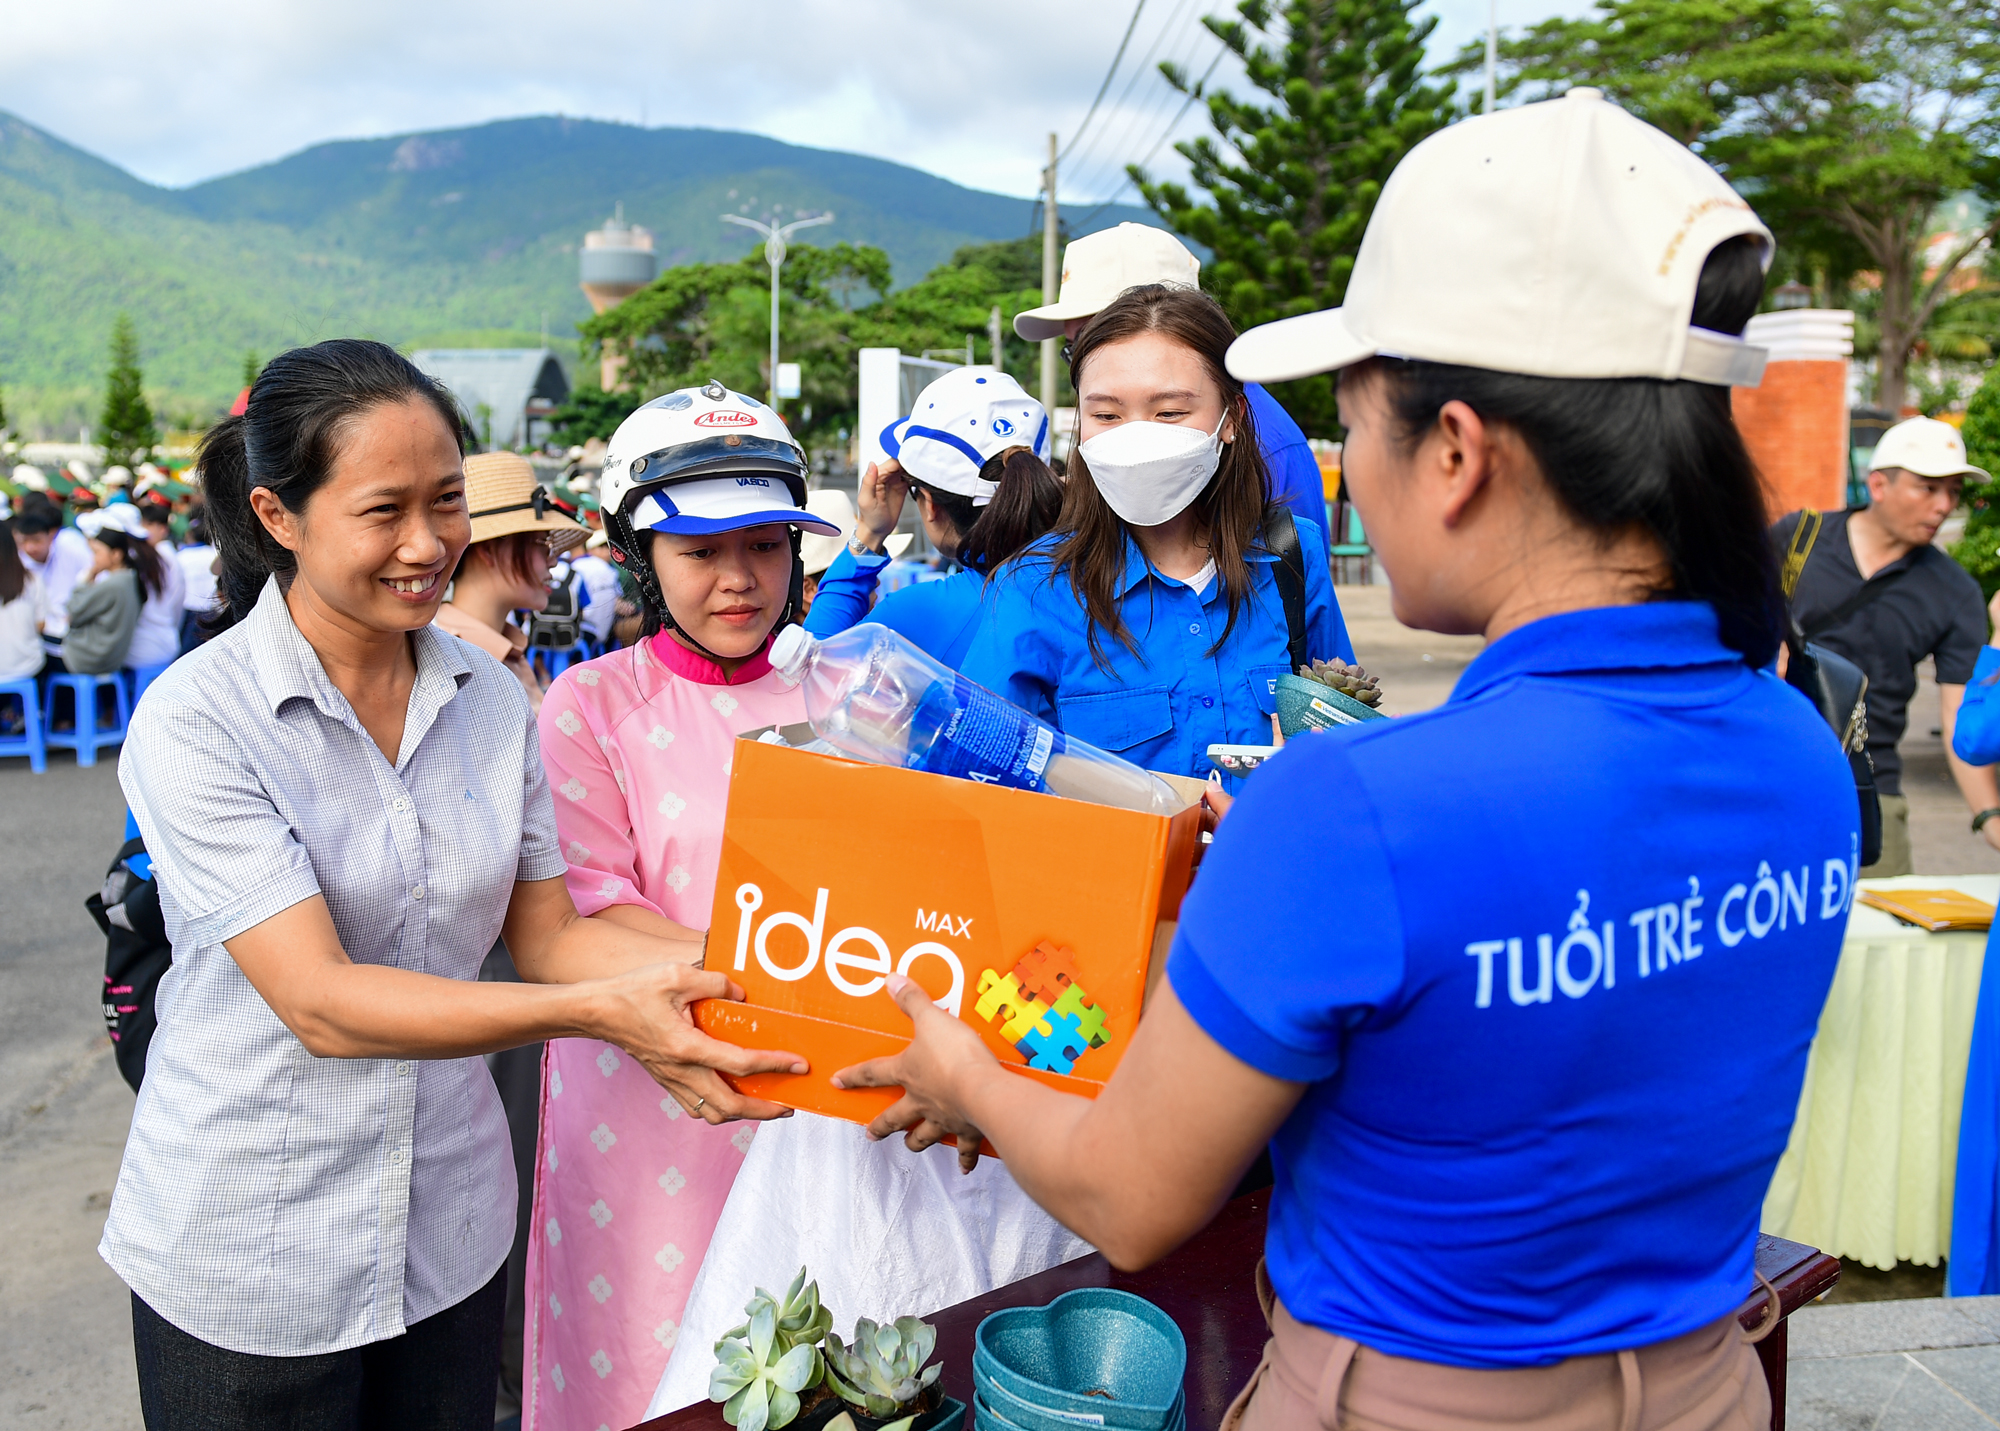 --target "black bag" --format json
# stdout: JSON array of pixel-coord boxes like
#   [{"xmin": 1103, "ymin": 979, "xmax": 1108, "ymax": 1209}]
[
  {"xmin": 85, "ymin": 835, "xmax": 171, "ymax": 1093},
  {"xmin": 1779, "ymin": 510, "xmax": 1884, "ymax": 868},
  {"xmin": 1264, "ymin": 506, "xmax": 1310, "ymax": 671},
  {"xmin": 524, "ymin": 569, "xmax": 584, "ymax": 651}
]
